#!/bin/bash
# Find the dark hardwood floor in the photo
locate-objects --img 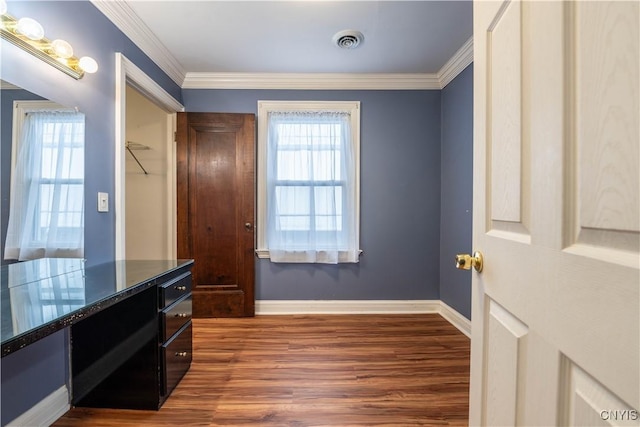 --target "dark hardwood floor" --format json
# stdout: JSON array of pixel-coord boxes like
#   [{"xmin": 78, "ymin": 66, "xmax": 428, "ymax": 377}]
[{"xmin": 54, "ymin": 314, "xmax": 470, "ymax": 426}]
